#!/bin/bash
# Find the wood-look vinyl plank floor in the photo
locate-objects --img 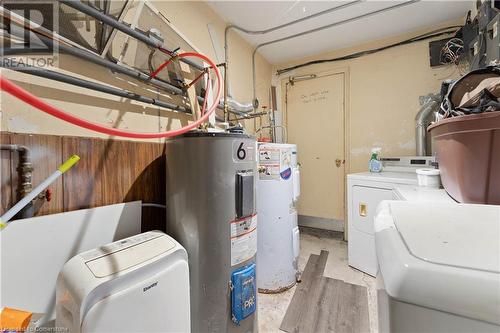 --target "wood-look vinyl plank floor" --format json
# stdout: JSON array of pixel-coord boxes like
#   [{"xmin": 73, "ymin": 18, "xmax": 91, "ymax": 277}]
[{"xmin": 280, "ymin": 252, "xmax": 370, "ymax": 333}]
